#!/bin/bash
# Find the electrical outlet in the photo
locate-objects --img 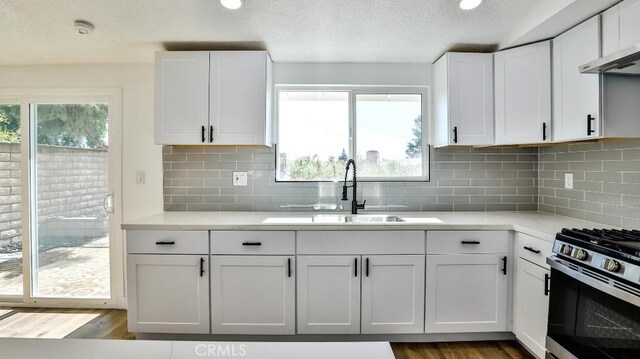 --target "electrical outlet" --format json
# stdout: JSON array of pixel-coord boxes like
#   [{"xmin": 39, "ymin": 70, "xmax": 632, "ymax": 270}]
[
  {"xmin": 564, "ymin": 173, "xmax": 573, "ymax": 189},
  {"xmin": 136, "ymin": 170, "xmax": 145, "ymax": 185},
  {"xmin": 233, "ymin": 172, "xmax": 248, "ymax": 186}
]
